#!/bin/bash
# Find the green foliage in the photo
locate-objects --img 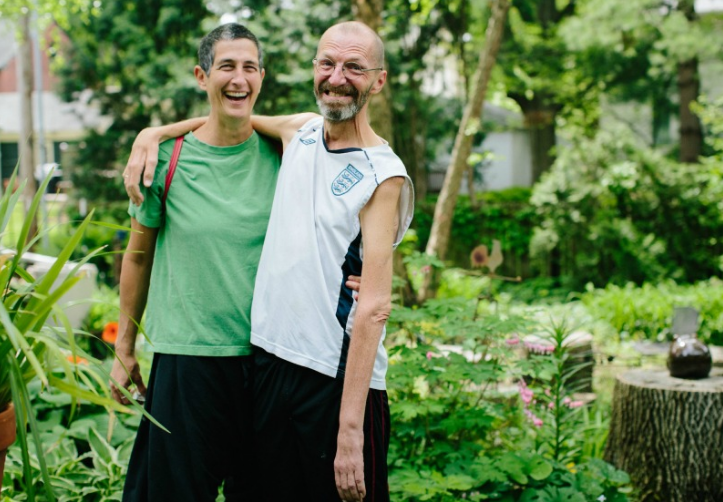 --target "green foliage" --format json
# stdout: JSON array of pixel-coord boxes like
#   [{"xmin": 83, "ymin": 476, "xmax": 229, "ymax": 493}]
[
  {"xmin": 56, "ymin": 202, "xmax": 130, "ymax": 287},
  {"xmin": 415, "ymin": 189, "xmax": 538, "ymax": 276},
  {"xmin": 0, "ymin": 167, "xmax": 152, "ymax": 501},
  {"xmin": 530, "ymin": 123, "xmax": 723, "ymax": 288},
  {"xmin": 2, "ymin": 380, "xmax": 140, "ymax": 501},
  {"xmin": 57, "ymin": 0, "xmax": 211, "ymax": 203},
  {"xmin": 386, "ymin": 295, "xmax": 631, "ymax": 501},
  {"xmin": 580, "ymin": 279, "xmax": 723, "ymax": 345},
  {"xmin": 0, "ymin": 0, "xmax": 96, "ymax": 28}
]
